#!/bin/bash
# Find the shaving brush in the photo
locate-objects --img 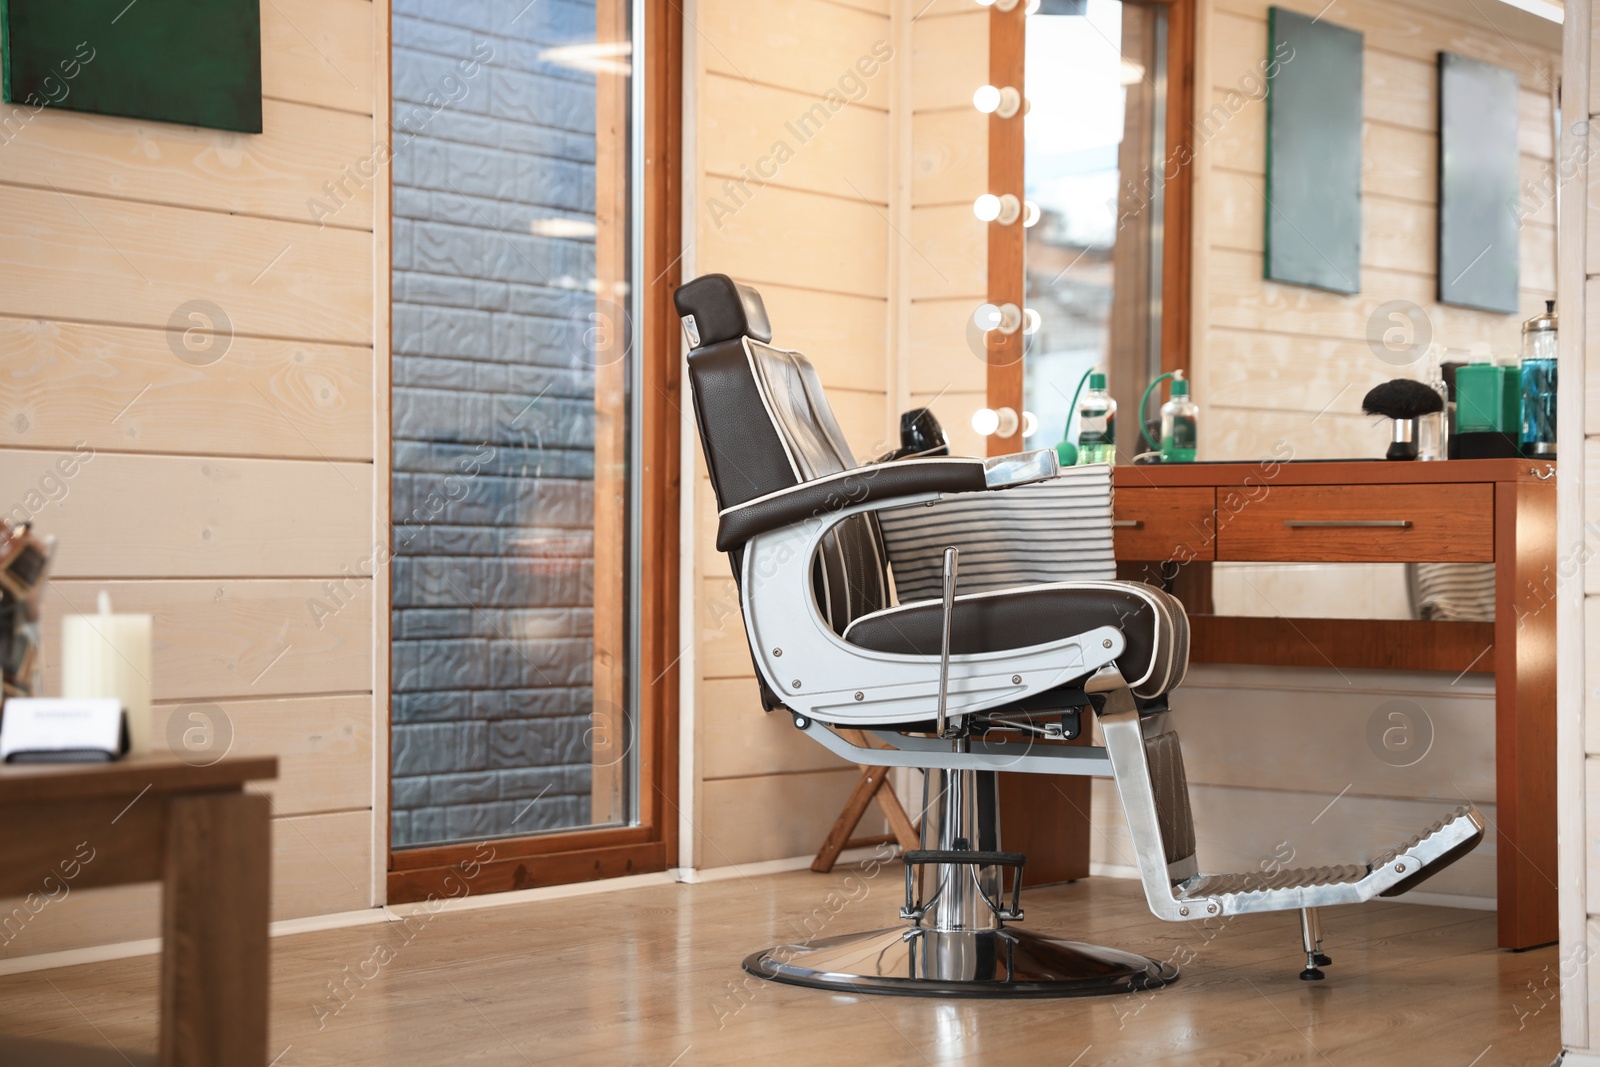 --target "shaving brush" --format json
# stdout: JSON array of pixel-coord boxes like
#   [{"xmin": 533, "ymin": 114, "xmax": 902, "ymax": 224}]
[{"xmin": 1362, "ymin": 380, "xmax": 1445, "ymax": 461}]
